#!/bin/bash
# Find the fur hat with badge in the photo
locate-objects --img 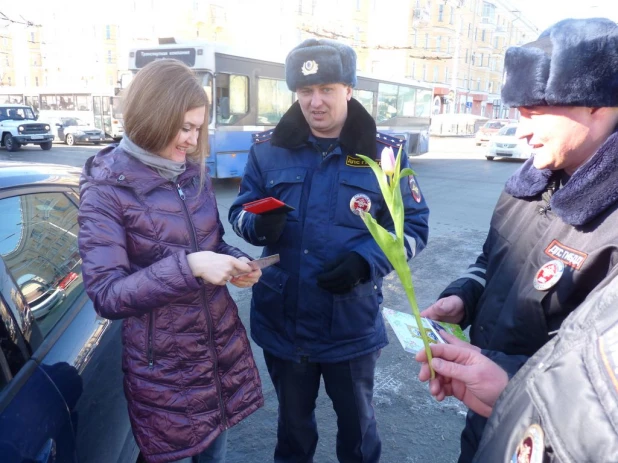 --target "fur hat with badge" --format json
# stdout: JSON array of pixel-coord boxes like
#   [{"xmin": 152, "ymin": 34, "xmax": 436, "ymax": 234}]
[
  {"xmin": 285, "ymin": 38, "xmax": 357, "ymax": 91},
  {"xmin": 502, "ymin": 17, "xmax": 618, "ymax": 108}
]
